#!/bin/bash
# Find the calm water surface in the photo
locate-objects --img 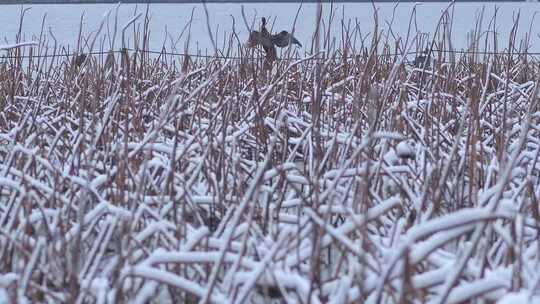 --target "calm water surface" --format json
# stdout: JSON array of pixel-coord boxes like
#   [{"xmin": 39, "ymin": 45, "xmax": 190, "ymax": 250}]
[{"xmin": 1, "ymin": 2, "xmax": 540, "ymax": 53}]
